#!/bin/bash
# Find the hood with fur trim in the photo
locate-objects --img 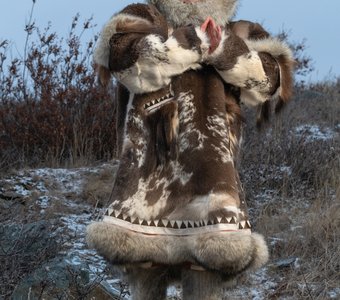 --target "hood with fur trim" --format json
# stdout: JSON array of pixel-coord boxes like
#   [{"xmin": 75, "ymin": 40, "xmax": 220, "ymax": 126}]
[{"xmin": 147, "ymin": 0, "xmax": 238, "ymax": 27}]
